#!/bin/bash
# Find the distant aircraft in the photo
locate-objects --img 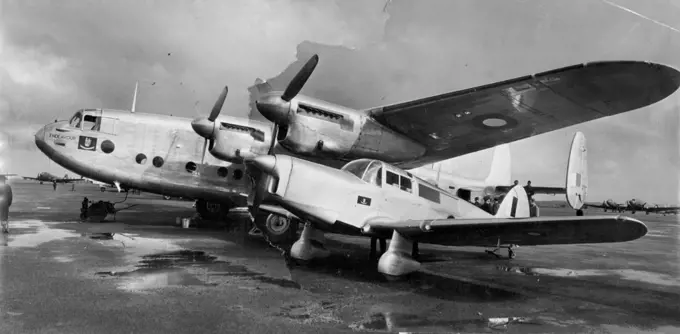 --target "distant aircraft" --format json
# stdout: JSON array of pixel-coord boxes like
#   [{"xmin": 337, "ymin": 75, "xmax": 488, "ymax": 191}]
[
  {"xmin": 585, "ymin": 199, "xmax": 626, "ymax": 213},
  {"xmin": 33, "ymin": 56, "xmax": 680, "ymax": 244},
  {"xmin": 243, "ymin": 137, "xmax": 646, "ymax": 279},
  {"xmin": 586, "ymin": 198, "xmax": 680, "ymax": 215},
  {"xmin": 22, "ymin": 172, "xmax": 83, "ymax": 184}
]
